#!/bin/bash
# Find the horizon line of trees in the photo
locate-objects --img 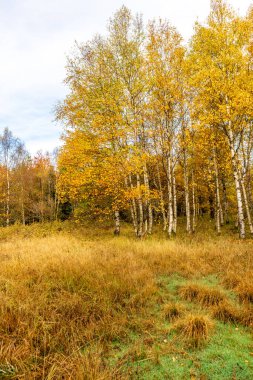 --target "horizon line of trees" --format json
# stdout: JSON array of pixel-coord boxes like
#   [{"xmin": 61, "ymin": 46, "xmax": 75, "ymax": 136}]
[
  {"xmin": 0, "ymin": 127, "xmax": 59, "ymax": 226},
  {"xmin": 2, "ymin": 1, "xmax": 253, "ymax": 239}
]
